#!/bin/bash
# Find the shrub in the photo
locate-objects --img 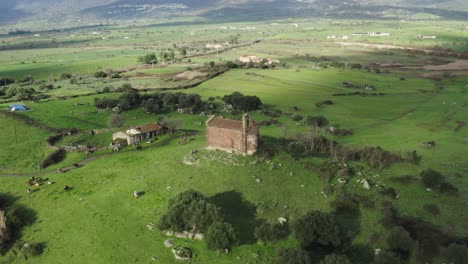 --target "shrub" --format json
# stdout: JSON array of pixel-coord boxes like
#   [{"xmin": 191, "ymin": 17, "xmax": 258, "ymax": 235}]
[
  {"xmin": 59, "ymin": 73, "xmax": 72, "ymax": 80},
  {"xmin": 320, "ymin": 254, "xmax": 351, "ymax": 264},
  {"xmin": 254, "ymin": 222, "xmax": 290, "ymax": 243},
  {"xmin": 158, "ymin": 190, "xmax": 224, "ymax": 233},
  {"xmin": 416, "ymin": 238, "xmax": 440, "ymax": 263},
  {"xmin": 276, "ymin": 248, "xmax": 312, "ymax": 264},
  {"xmin": 206, "ymin": 222, "xmax": 237, "ymax": 250},
  {"xmin": 222, "ymin": 92, "xmax": 262, "ymax": 111},
  {"xmin": 387, "ymin": 226, "xmax": 413, "ymax": 258},
  {"xmin": 293, "ymin": 210, "xmax": 345, "ymax": 250},
  {"xmin": 94, "ymin": 97, "xmax": 118, "ymax": 109},
  {"xmin": 13, "ymin": 241, "xmax": 43, "ymax": 260},
  {"xmin": 423, "ymin": 204, "xmax": 440, "ymax": 215},
  {"xmin": 137, "ymin": 53, "xmax": 158, "ymax": 64},
  {"xmin": 305, "ymin": 115, "xmax": 329, "ymax": 128},
  {"xmin": 94, "ymin": 71, "xmax": 108, "ymax": 78},
  {"xmin": 420, "ymin": 169, "xmax": 444, "ymax": 189},
  {"xmin": 372, "ymin": 251, "xmax": 401, "ymax": 264},
  {"xmin": 107, "ymin": 114, "xmax": 125, "ymax": 127},
  {"xmin": 443, "ymin": 244, "xmax": 468, "ymax": 264}
]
